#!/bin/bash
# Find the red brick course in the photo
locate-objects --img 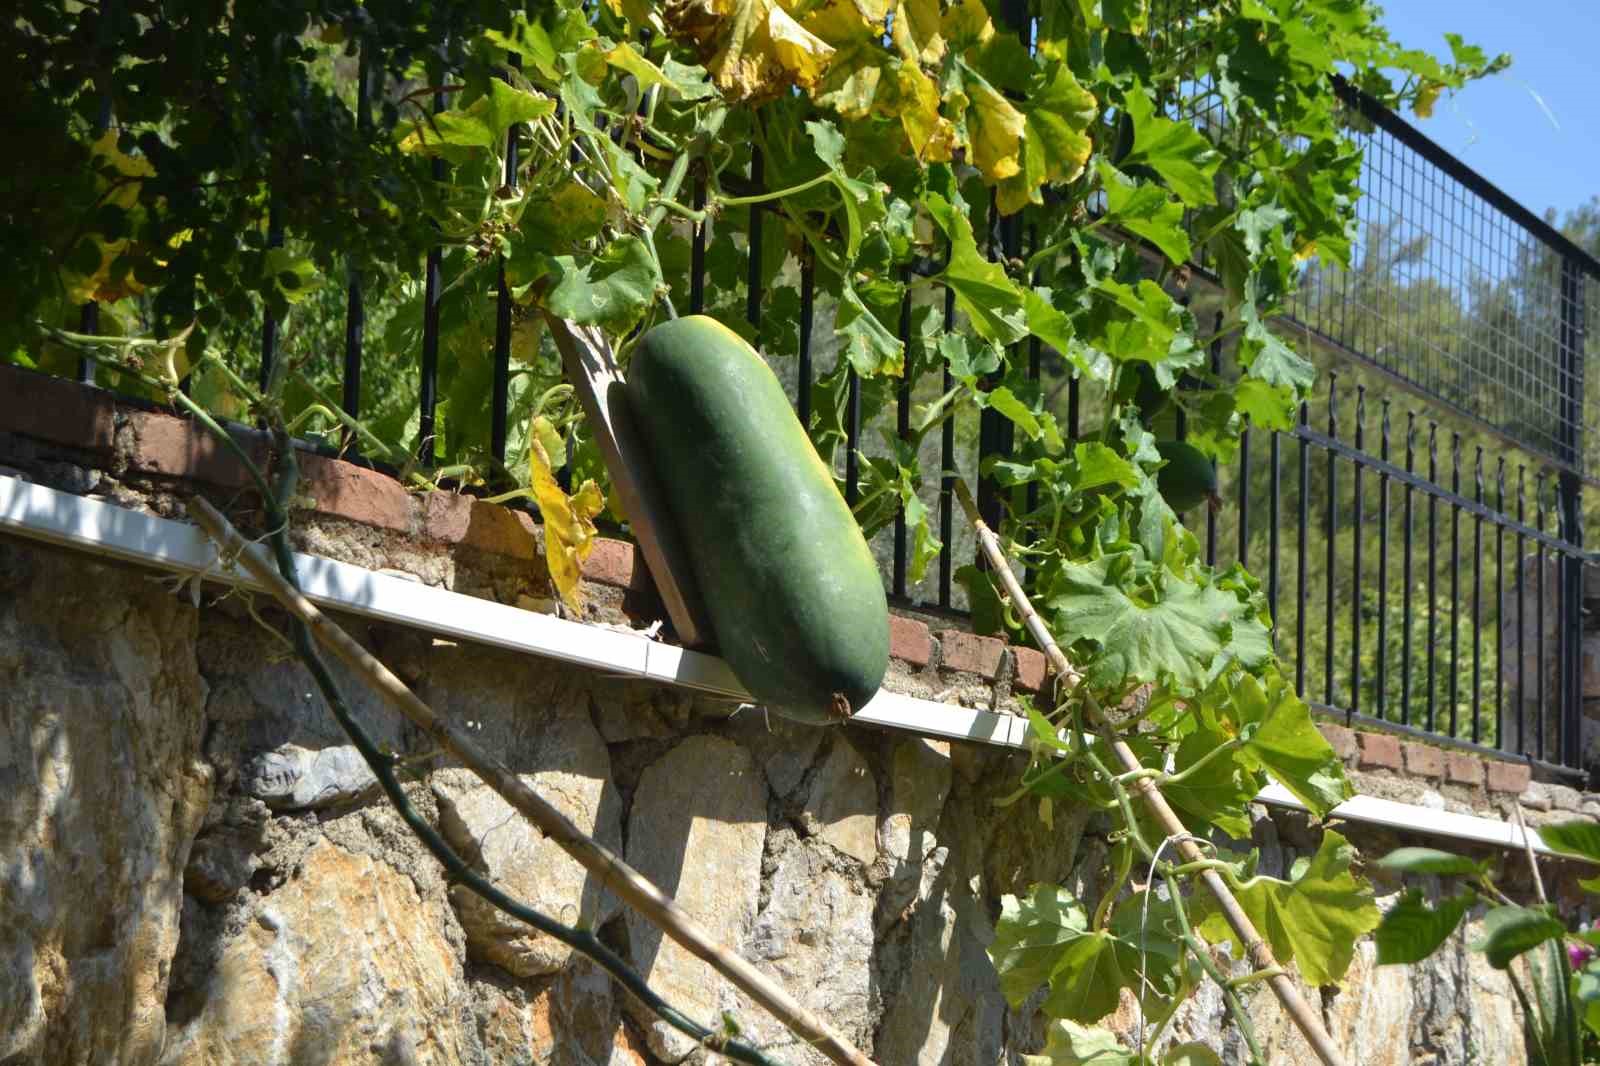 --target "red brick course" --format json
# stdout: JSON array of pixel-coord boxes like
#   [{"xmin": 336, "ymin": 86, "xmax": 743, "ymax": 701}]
[
  {"xmin": 1319, "ymin": 723, "xmax": 1358, "ymax": 763},
  {"xmin": 1357, "ymin": 731, "xmax": 1402, "ymax": 771},
  {"xmin": 889, "ymin": 615, "xmax": 933, "ymax": 668},
  {"xmin": 1013, "ymin": 647, "xmax": 1048, "ymax": 692},
  {"xmin": 1402, "ymin": 742, "xmax": 1445, "ymax": 779},
  {"xmin": 1445, "ymin": 752, "xmax": 1485, "ymax": 788},
  {"xmin": 1485, "ymin": 759, "xmax": 1531, "ymax": 794},
  {"xmin": 0, "ymin": 364, "xmax": 115, "ymax": 453},
  {"xmin": 418, "ymin": 491, "xmax": 538, "ymax": 559},
  {"xmin": 580, "ymin": 536, "xmax": 638, "ymax": 588},
  {"xmin": 937, "ymin": 629, "xmax": 1005, "ymax": 680},
  {"xmin": 125, "ymin": 410, "xmax": 268, "ymax": 489},
  {"xmin": 296, "ymin": 452, "xmax": 413, "ymax": 534}
]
